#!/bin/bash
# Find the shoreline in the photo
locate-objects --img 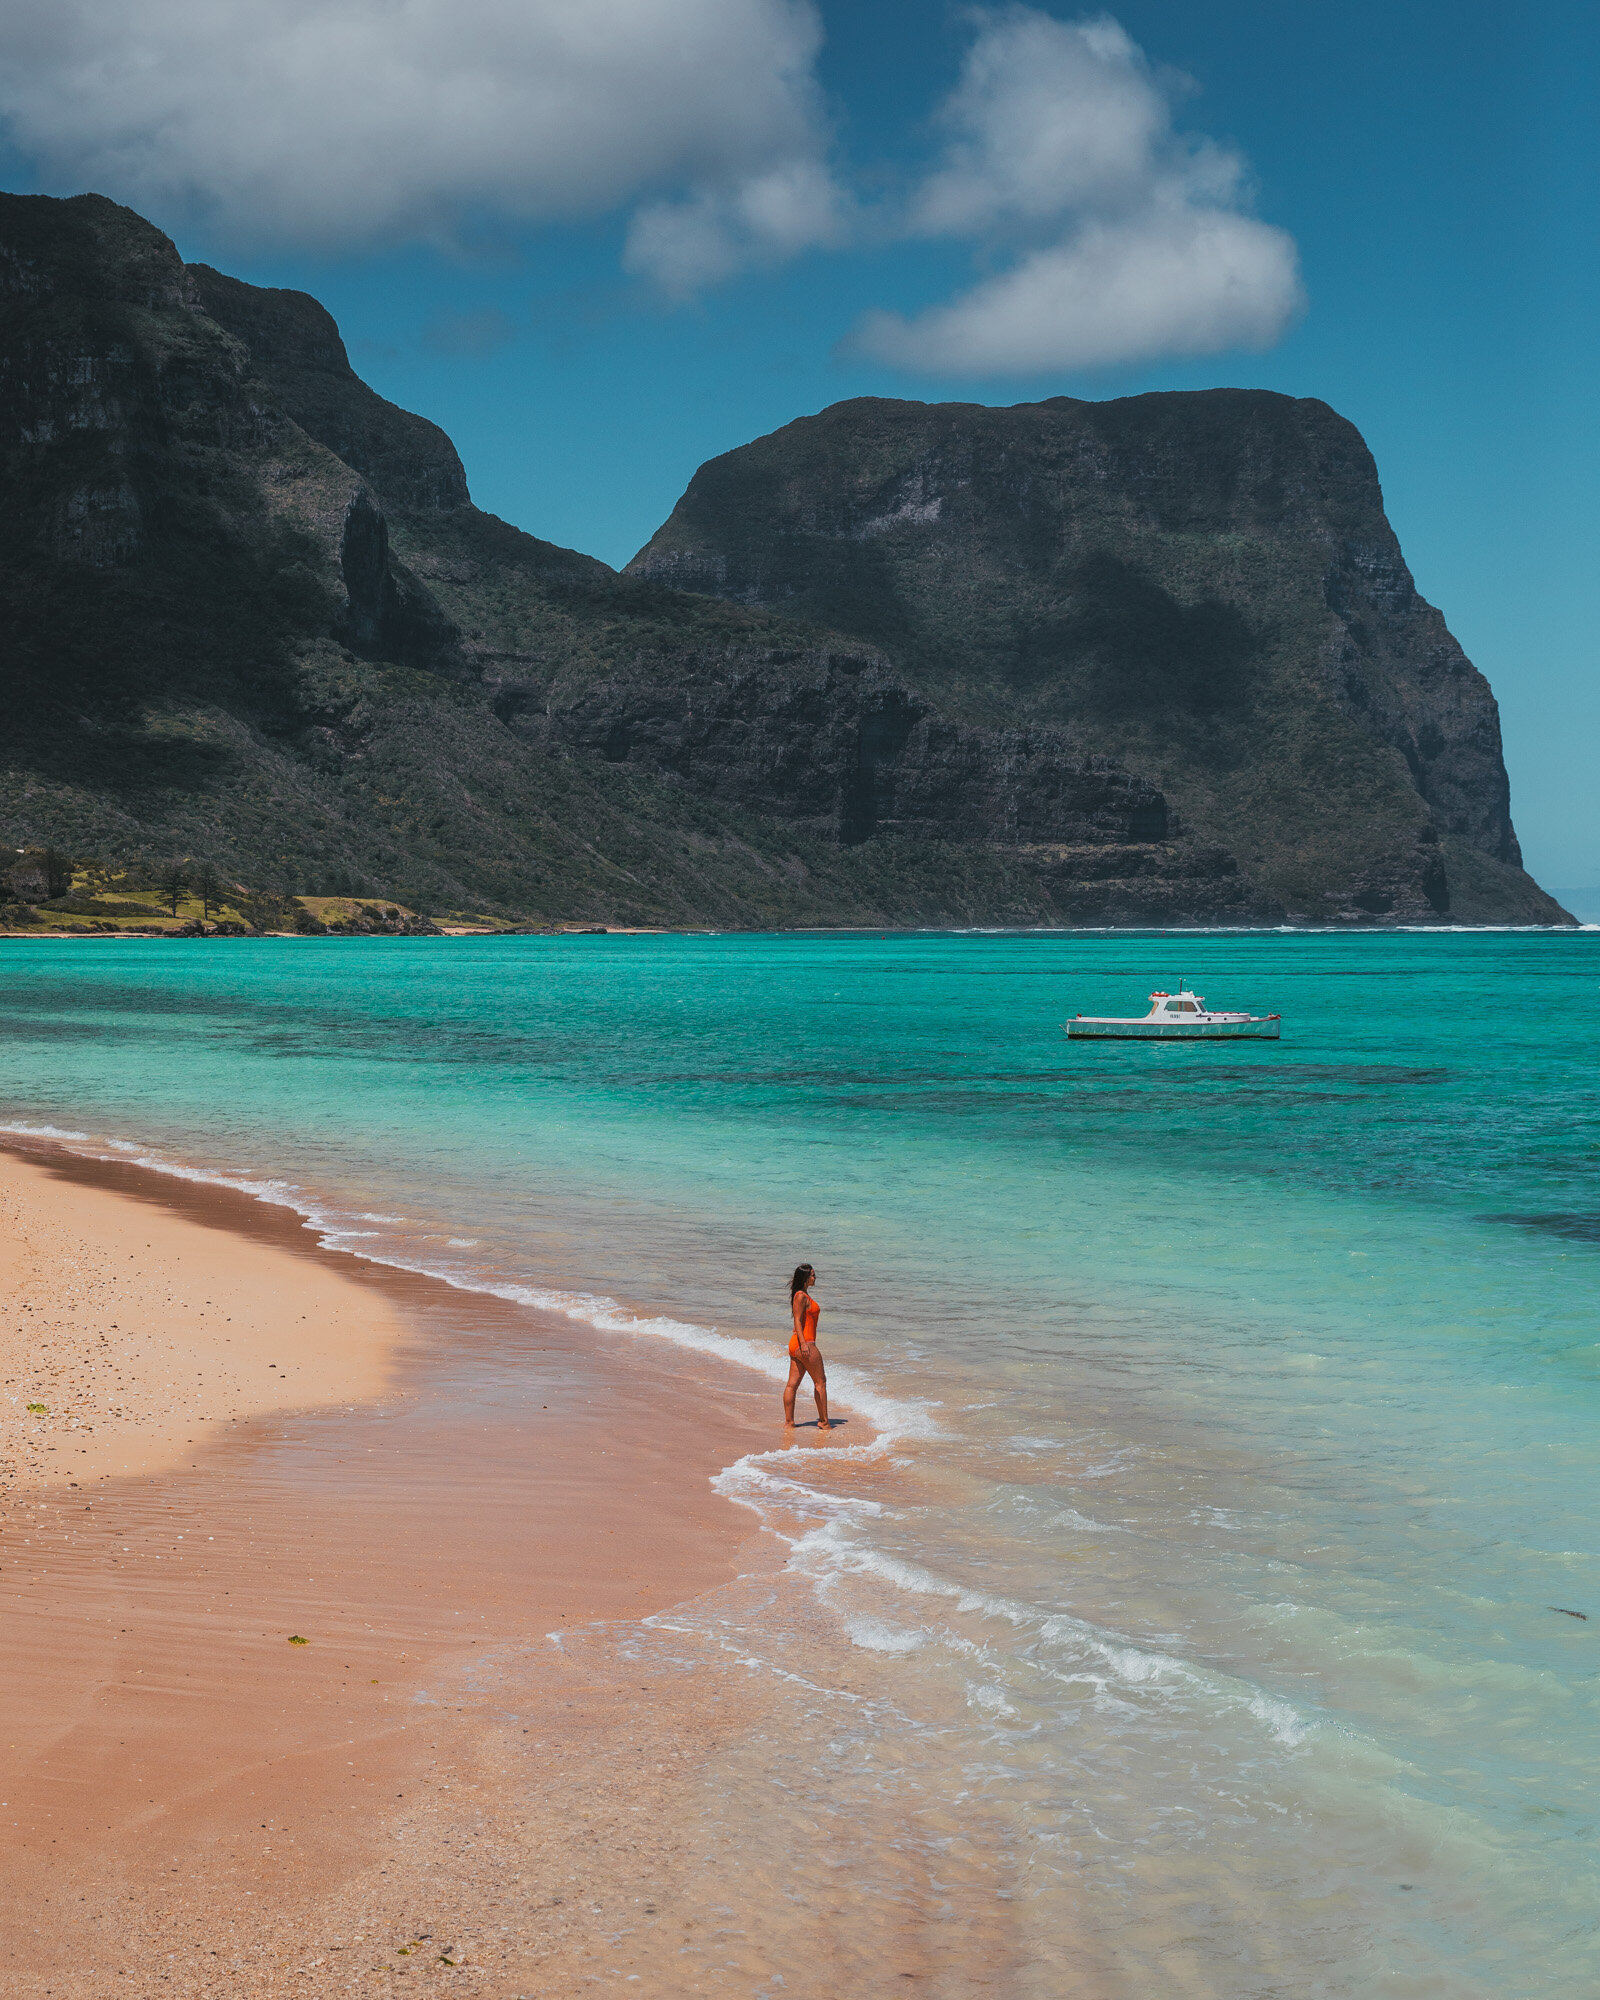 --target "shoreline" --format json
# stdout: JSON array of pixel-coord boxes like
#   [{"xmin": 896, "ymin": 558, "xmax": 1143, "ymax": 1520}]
[
  {"xmin": 2, "ymin": 919, "xmax": 1586, "ymax": 940},
  {"xmin": 0, "ymin": 924, "xmax": 676, "ymax": 940},
  {"xmin": 0, "ymin": 1137, "xmax": 822, "ymax": 1996}
]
